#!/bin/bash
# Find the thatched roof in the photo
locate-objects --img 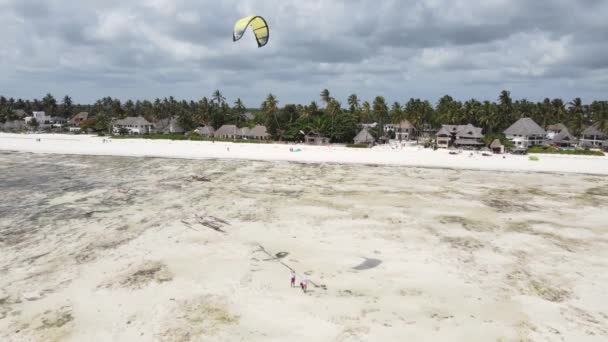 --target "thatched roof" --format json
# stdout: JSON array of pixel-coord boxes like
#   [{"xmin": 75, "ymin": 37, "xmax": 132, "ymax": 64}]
[
  {"xmin": 246, "ymin": 125, "xmax": 269, "ymax": 138},
  {"xmin": 546, "ymin": 123, "xmax": 568, "ymax": 133},
  {"xmin": 582, "ymin": 124, "xmax": 606, "ymax": 137},
  {"xmin": 354, "ymin": 128, "xmax": 375, "ymax": 144},
  {"xmin": 395, "ymin": 120, "xmax": 415, "ymax": 129},
  {"xmin": 436, "ymin": 126, "xmax": 451, "ymax": 136},
  {"xmin": 490, "ymin": 139, "xmax": 503, "ymax": 148},
  {"xmin": 215, "ymin": 125, "xmax": 239, "ymax": 136},
  {"xmin": 504, "ymin": 118, "xmax": 546, "ymax": 136},
  {"xmin": 437, "ymin": 124, "xmax": 483, "ymax": 138},
  {"xmin": 113, "ymin": 117, "xmax": 152, "ymax": 126},
  {"xmin": 194, "ymin": 126, "xmax": 215, "ymax": 135},
  {"xmin": 552, "ymin": 129, "xmax": 577, "ymax": 144}
]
